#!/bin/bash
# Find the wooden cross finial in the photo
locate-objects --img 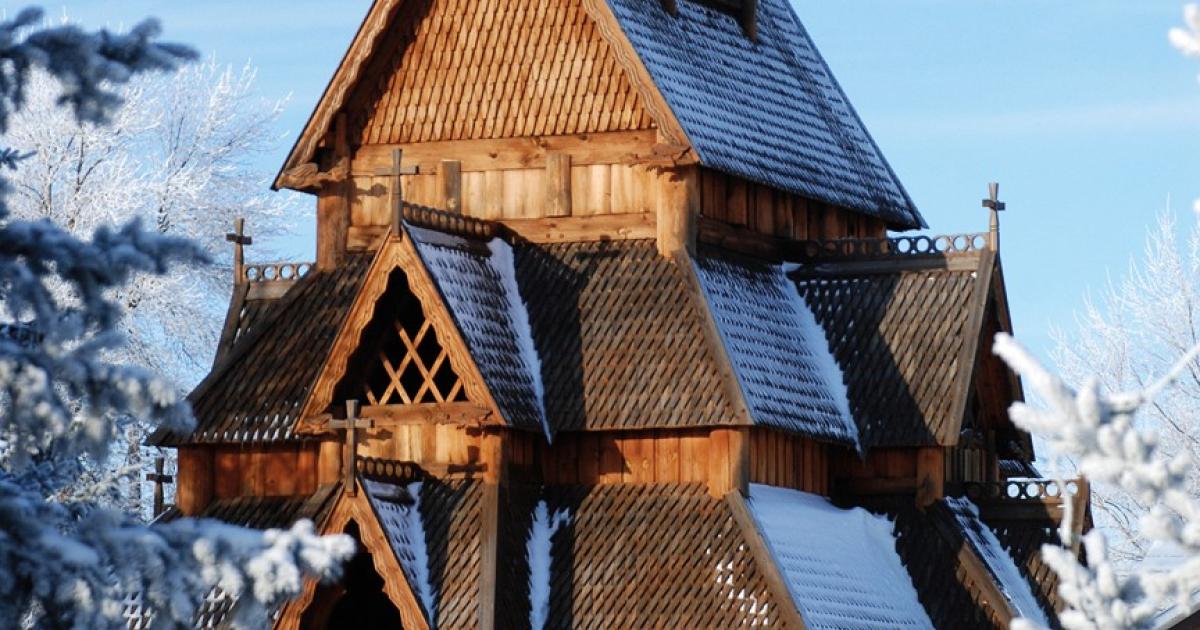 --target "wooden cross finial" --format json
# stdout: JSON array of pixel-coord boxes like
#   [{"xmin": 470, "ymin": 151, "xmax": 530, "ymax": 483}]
[
  {"xmin": 374, "ymin": 149, "xmax": 419, "ymax": 236},
  {"xmin": 981, "ymin": 182, "xmax": 1005, "ymax": 251},
  {"xmin": 225, "ymin": 218, "xmax": 253, "ymax": 282},
  {"xmin": 328, "ymin": 400, "xmax": 375, "ymax": 496},
  {"xmin": 145, "ymin": 455, "xmax": 173, "ymax": 518}
]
